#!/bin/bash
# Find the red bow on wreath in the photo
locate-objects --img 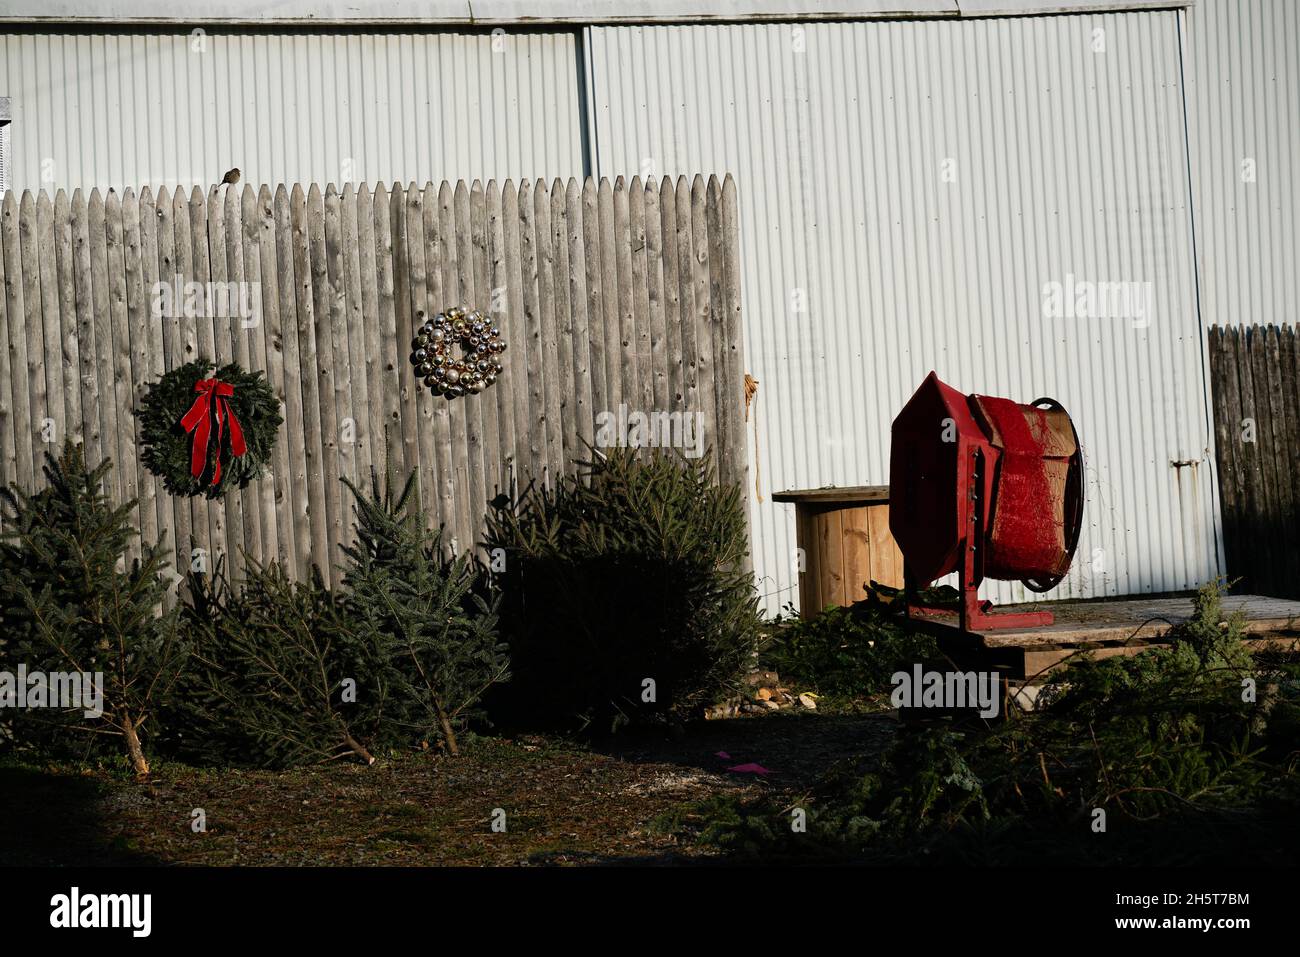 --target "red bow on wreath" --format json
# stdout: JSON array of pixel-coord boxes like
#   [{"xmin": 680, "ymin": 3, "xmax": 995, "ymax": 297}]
[{"xmin": 180, "ymin": 378, "xmax": 247, "ymax": 486}]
